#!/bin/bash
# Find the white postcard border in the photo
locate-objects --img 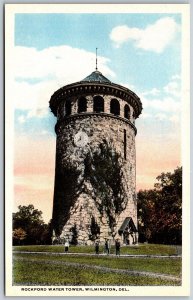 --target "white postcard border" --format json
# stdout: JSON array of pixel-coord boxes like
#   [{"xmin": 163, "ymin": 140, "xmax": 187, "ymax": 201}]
[{"xmin": 5, "ymin": 3, "xmax": 190, "ymax": 297}]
